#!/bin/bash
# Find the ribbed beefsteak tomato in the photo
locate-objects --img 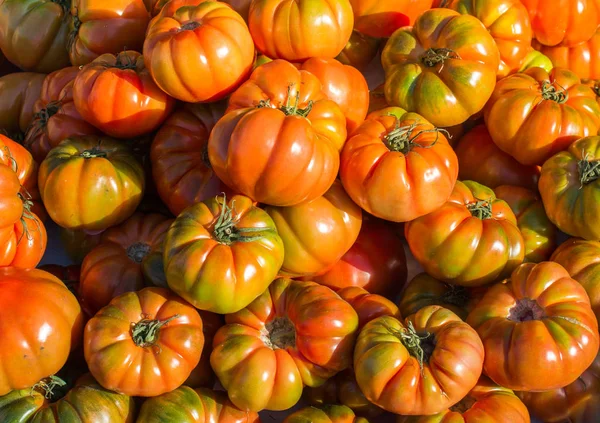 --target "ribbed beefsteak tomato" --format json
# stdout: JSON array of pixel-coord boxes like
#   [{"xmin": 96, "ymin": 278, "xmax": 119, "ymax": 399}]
[
  {"xmin": 517, "ymin": 48, "xmax": 554, "ymax": 72},
  {"xmin": 284, "ymin": 405, "xmax": 368, "ymax": 423},
  {"xmin": 0, "ymin": 72, "xmax": 45, "ymax": 139},
  {"xmin": 350, "ymin": 0, "xmax": 433, "ymax": 38},
  {"xmin": 338, "ymin": 286, "xmax": 400, "ymax": 329}
]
